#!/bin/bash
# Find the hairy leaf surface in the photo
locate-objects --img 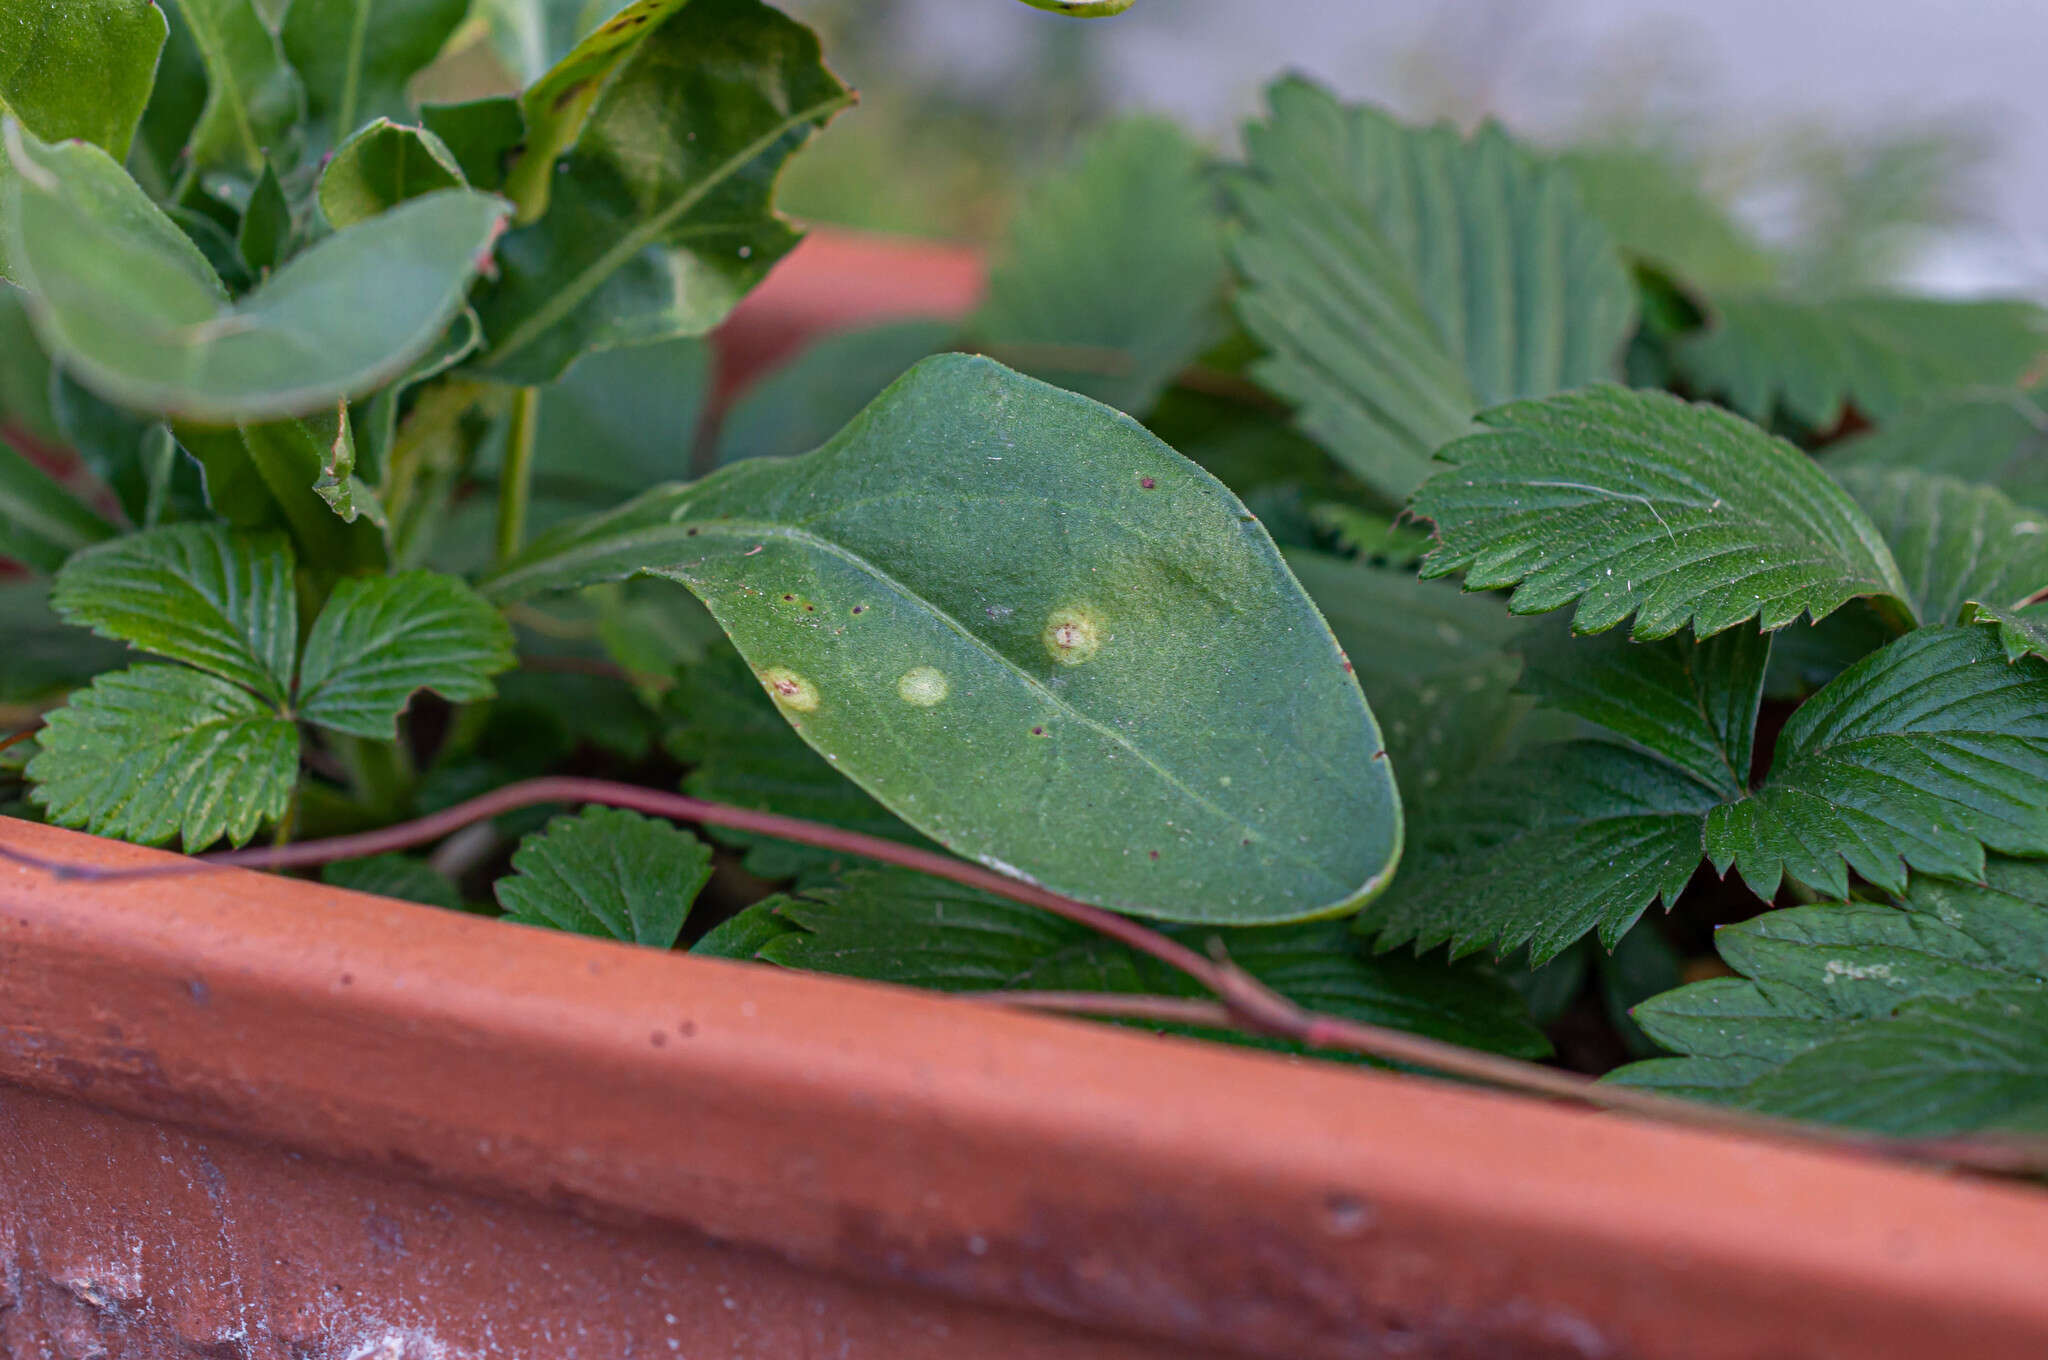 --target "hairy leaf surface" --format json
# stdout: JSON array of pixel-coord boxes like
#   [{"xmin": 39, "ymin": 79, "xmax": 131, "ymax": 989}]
[
  {"xmin": 1228, "ymin": 78, "xmax": 1633, "ymax": 501},
  {"xmin": 1, "ymin": 126, "xmax": 508, "ymax": 422},
  {"xmin": 297, "ymin": 571, "xmax": 515, "ymax": 737},
  {"xmin": 52, "ymin": 524, "xmax": 296, "ymax": 703},
  {"xmin": 1677, "ymin": 296, "xmax": 2048, "ymax": 429},
  {"xmin": 1413, "ymin": 385, "xmax": 1909, "ymax": 637},
  {"xmin": 0, "ymin": 0, "xmax": 166, "ymax": 158},
  {"xmin": 489, "ymin": 354, "xmax": 1399, "ymax": 925},
  {"xmin": 28, "ymin": 664, "xmax": 296, "ymax": 847},
  {"xmin": 496, "ymin": 807, "xmax": 712, "ymax": 948}
]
